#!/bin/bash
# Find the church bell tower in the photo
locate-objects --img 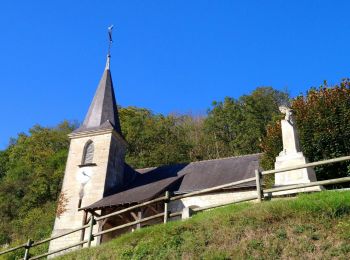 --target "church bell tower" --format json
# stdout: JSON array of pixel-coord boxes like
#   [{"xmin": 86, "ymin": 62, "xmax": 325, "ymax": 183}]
[{"xmin": 49, "ymin": 29, "xmax": 127, "ymax": 253}]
